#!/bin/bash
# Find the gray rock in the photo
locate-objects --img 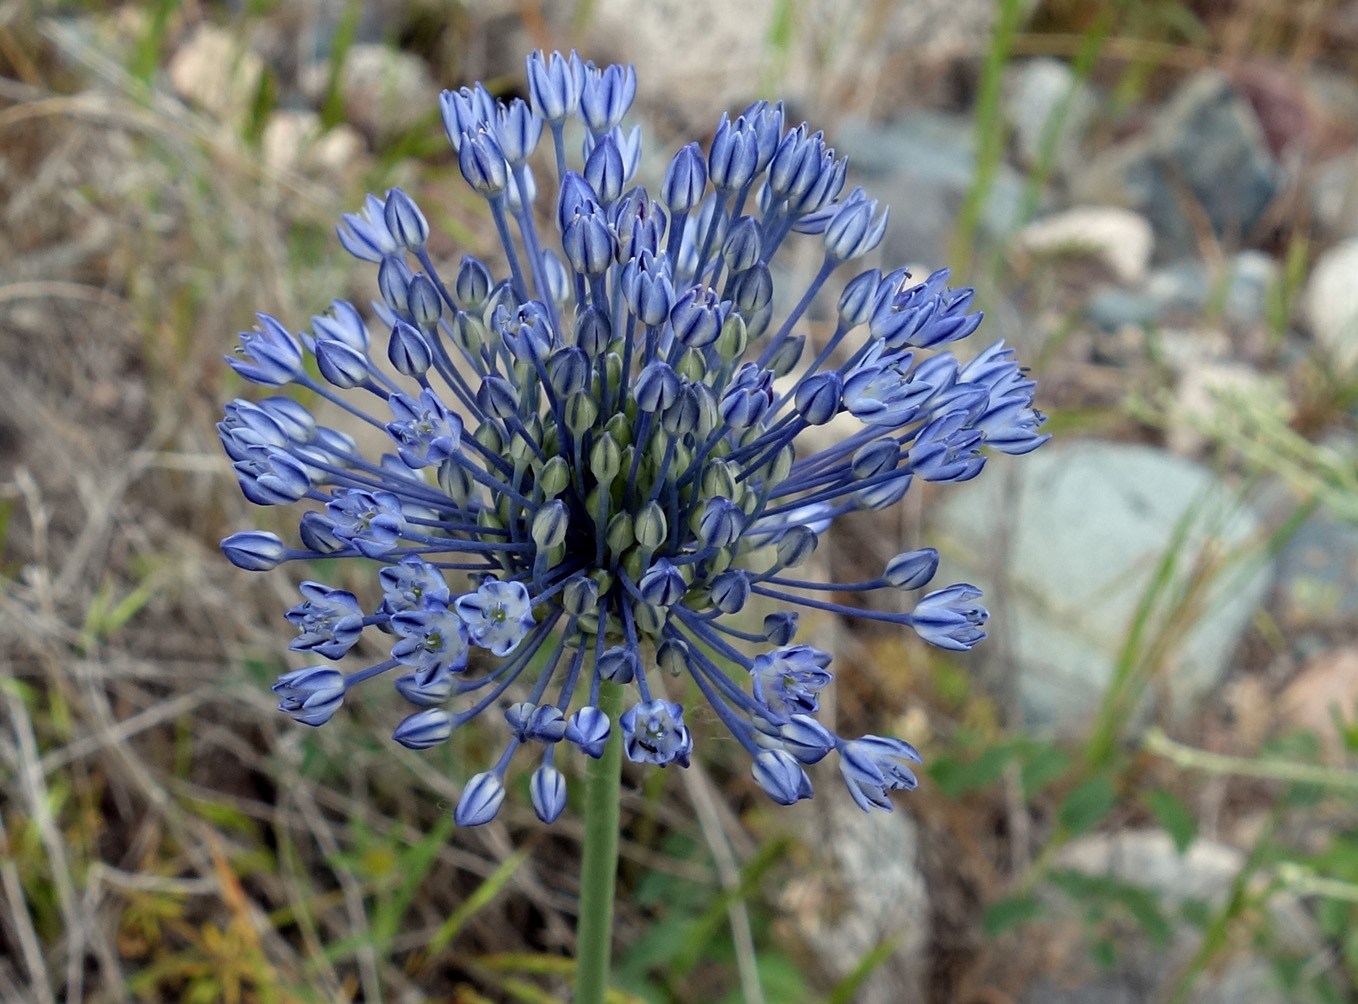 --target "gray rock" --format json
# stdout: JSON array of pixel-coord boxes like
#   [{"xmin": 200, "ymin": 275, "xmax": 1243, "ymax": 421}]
[
  {"xmin": 1310, "ymin": 152, "xmax": 1358, "ymax": 239},
  {"xmin": 299, "ymin": 44, "xmax": 438, "ymax": 142},
  {"xmin": 1147, "ymin": 259, "xmax": 1212, "ymax": 319},
  {"xmin": 1018, "ymin": 206, "xmax": 1153, "ymax": 284},
  {"xmin": 1303, "ymin": 239, "xmax": 1358, "ymax": 369},
  {"xmin": 1273, "ymin": 512, "xmax": 1358, "ymax": 635},
  {"xmin": 1091, "ymin": 253, "xmax": 1276, "ymax": 332},
  {"xmin": 779, "ymin": 789, "xmax": 930, "ymax": 1004},
  {"xmin": 1223, "ymin": 250, "xmax": 1277, "ymax": 328},
  {"xmin": 1087, "ymin": 287, "xmax": 1158, "ymax": 331},
  {"xmin": 1073, "ymin": 71, "xmax": 1283, "ymax": 259},
  {"xmin": 1020, "ymin": 830, "xmax": 1318, "ymax": 1004},
  {"xmin": 586, "ymin": 0, "xmax": 1006, "ymax": 130},
  {"xmin": 930, "ymin": 442, "xmax": 1272, "ymax": 732},
  {"xmin": 835, "ymin": 113, "xmax": 1029, "ymax": 267},
  {"xmin": 1004, "ymin": 57, "xmax": 1097, "ymax": 177}
]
